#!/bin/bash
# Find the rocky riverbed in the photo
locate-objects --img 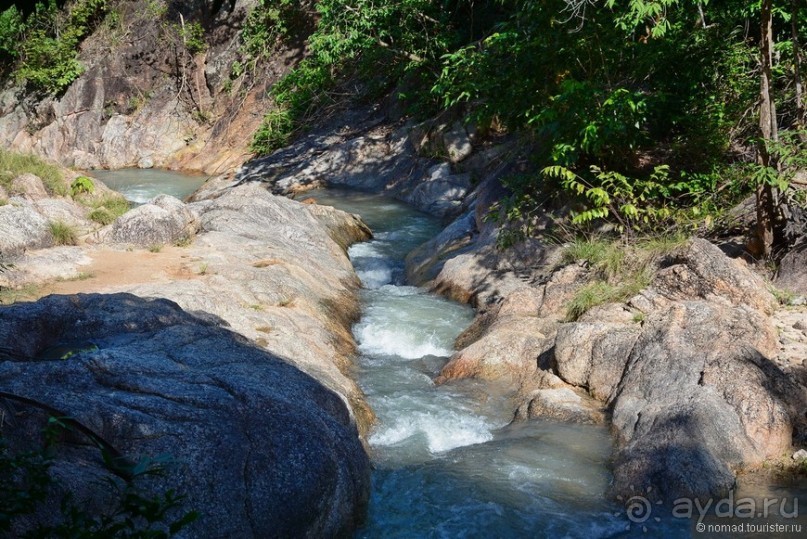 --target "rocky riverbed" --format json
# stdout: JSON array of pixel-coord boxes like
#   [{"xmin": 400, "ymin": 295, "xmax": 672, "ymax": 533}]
[{"xmin": 0, "ymin": 171, "xmax": 375, "ymax": 536}]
